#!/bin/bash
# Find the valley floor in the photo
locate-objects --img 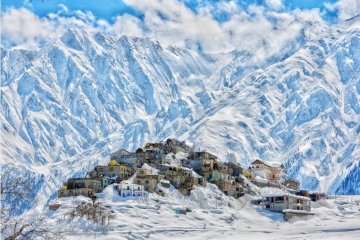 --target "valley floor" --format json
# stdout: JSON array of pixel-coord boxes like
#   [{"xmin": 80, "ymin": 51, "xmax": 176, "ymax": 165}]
[{"xmin": 49, "ymin": 187, "xmax": 360, "ymax": 240}]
